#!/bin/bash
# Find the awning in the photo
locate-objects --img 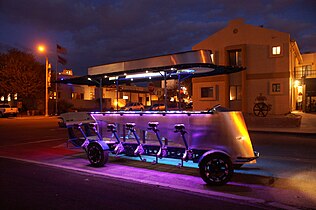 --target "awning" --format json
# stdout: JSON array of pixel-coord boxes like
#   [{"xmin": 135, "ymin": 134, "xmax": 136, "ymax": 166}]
[
  {"xmin": 57, "ymin": 50, "xmax": 245, "ymax": 111},
  {"xmin": 58, "ymin": 50, "xmax": 245, "ymax": 86}
]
